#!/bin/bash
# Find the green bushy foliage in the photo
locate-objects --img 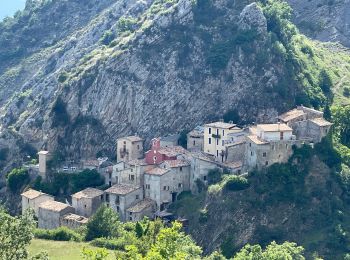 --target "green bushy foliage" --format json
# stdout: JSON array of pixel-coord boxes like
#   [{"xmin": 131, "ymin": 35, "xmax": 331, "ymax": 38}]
[
  {"xmin": 90, "ymin": 237, "xmax": 127, "ymax": 250},
  {"xmin": 224, "ymin": 175, "xmax": 249, "ymax": 191},
  {"xmin": 34, "ymin": 227, "xmax": 83, "ymax": 242},
  {"xmin": 100, "ymin": 30, "xmax": 115, "ymax": 46},
  {"xmin": 7, "ymin": 168, "xmax": 30, "ymax": 193},
  {"xmin": 207, "ymin": 168, "xmax": 222, "ymax": 185},
  {"xmin": 71, "ymin": 169, "xmax": 104, "ymax": 193}
]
